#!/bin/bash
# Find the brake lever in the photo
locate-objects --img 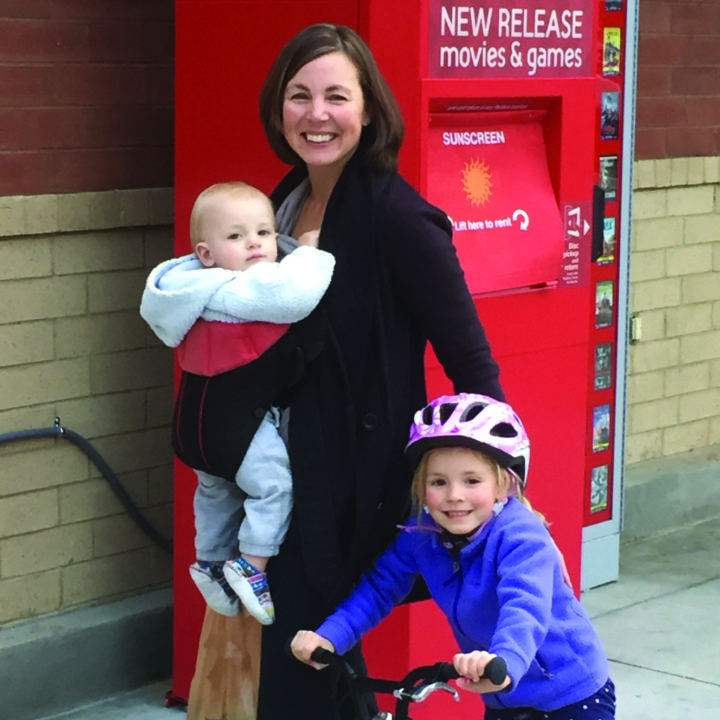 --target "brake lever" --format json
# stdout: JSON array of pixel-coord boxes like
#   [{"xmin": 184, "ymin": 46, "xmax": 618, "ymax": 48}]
[{"xmin": 394, "ymin": 681, "xmax": 460, "ymax": 704}]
